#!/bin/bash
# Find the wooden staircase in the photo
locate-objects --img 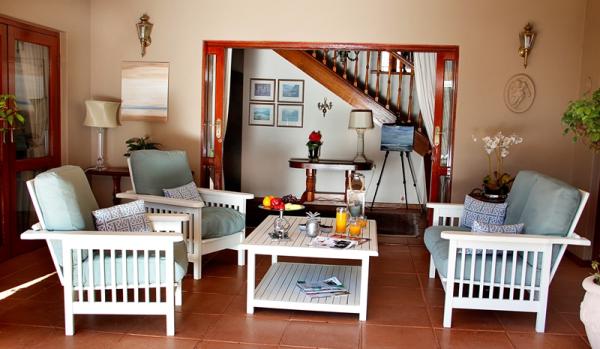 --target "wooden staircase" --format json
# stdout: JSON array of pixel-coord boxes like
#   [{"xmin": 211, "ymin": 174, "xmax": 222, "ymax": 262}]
[{"xmin": 274, "ymin": 49, "xmax": 430, "ymax": 156}]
